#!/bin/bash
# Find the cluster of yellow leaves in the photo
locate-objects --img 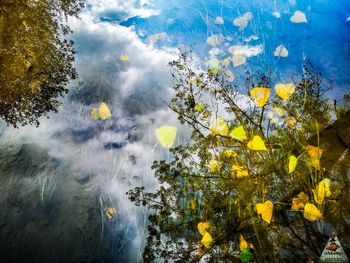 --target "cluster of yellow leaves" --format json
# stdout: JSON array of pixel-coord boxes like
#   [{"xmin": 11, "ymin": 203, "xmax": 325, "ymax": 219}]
[
  {"xmin": 198, "ymin": 222, "xmax": 213, "ymax": 248},
  {"xmin": 231, "ymin": 165, "xmax": 249, "ymax": 178},
  {"xmin": 90, "ymin": 102, "xmax": 112, "ymax": 120},
  {"xmin": 291, "ymin": 191, "xmax": 324, "ymax": 221},
  {"xmin": 291, "ymin": 192, "xmax": 309, "ymax": 210},
  {"xmin": 222, "ymin": 150, "xmax": 237, "ymax": 158},
  {"xmin": 255, "ymin": 200, "xmax": 273, "ymax": 224},
  {"xmin": 155, "ymin": 126, "xmax": 177, "ymax": 148},
  {"xmin": 210, "ymin": 120, "xmax": 267, "ymax": 151}
]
